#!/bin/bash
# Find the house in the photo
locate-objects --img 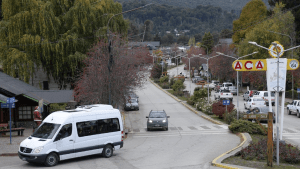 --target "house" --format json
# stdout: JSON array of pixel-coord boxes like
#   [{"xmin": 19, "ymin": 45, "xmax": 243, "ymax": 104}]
[
  {"xmin": 0, "ymin": 71, "xmax": 75, "ymax": 127},
  {"xmin": 218, "ymin": 38, "xmax": 233, "ymax": 46}
]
